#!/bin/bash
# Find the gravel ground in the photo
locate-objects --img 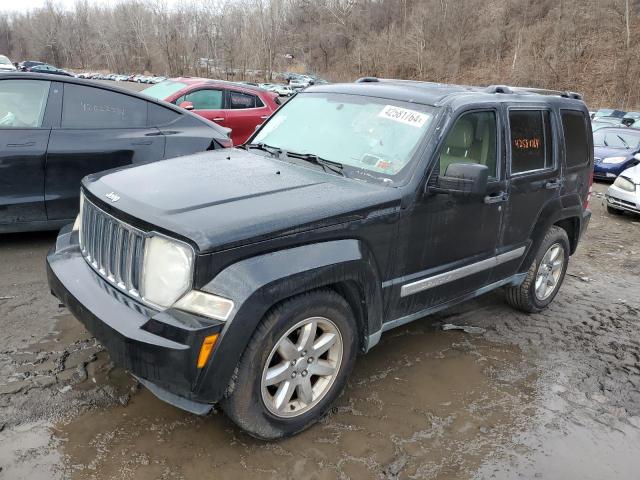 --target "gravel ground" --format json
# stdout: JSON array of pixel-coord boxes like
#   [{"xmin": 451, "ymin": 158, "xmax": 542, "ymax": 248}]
[{"xmin": 0, "ymin": 182, "xmax": 639, "ymax": 479}]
